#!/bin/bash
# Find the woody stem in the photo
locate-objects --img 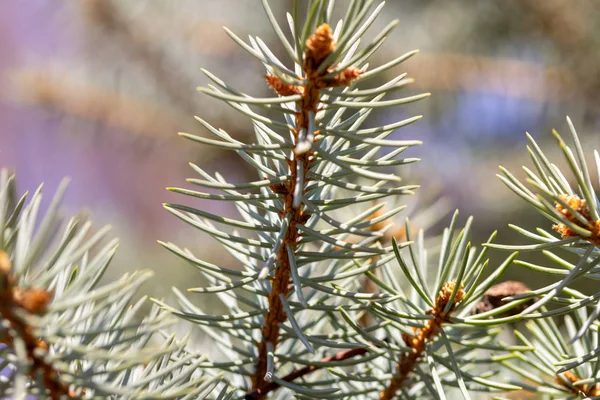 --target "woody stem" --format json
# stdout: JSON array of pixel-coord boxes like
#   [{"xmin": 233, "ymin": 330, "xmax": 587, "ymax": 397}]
[
  {"xmin": 250, "ymin": 64, "xmax": 322, "ymax": 399},
  {"xmin": 379, "ymin": 283, "xmax": 464, "ymax": 400}
]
